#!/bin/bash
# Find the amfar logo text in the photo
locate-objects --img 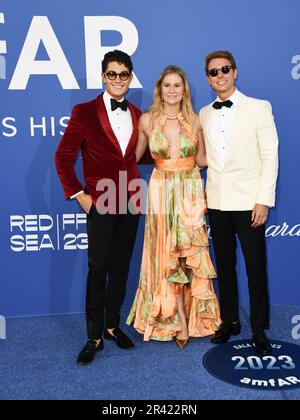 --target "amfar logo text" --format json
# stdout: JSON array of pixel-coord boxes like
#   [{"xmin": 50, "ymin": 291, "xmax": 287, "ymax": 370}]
[
  {"xmin": 0, "ymin": 14, "xmax": 142, "ymax": 89},
  {"xmin": 0, "ymin": 12, "xmax": 6, "ymax": 79},
  {"xmin": 292, "ymin": 316, "xmax": 300, "ymax": 340},
  {"xmin": 292, "ymin": 55, "xmax": 300, "ymax": 80},
  {"xmin": 0, "ymin": 316, "xmax": 6, "ymax": 340}
]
